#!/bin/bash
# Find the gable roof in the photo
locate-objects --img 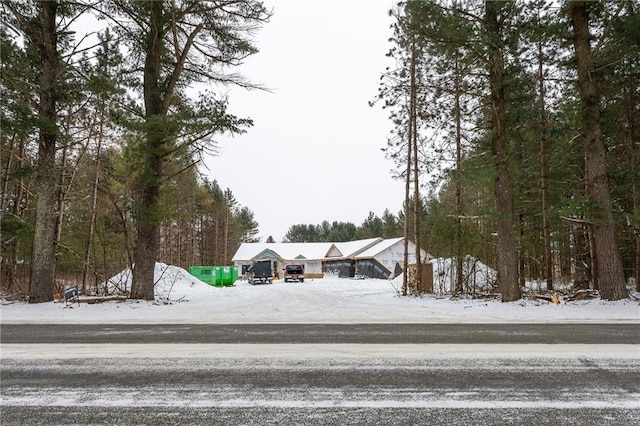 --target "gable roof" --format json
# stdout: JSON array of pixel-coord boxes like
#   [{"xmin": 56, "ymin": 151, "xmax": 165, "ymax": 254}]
[
  {"xmin": 232, "ymin": 238, "xmax": 384, "ymax": 262},
  {"xmin": 253, "ymin": 248, "xmax": 281, "ymax": 260},
  {"xmin": 232, "ymin": 242, "xmax": 333, "ymax": 262},
  {"xmin": 354, "ymin": 237, "xmax": 405, "ymax": 259},
  {"xmin": 232, "ymin": 237, "xmax": 431, "ymax": 263},
  {"xmin": 329, "ymin": 237, "xmax": 383, "ymax": 259}
]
